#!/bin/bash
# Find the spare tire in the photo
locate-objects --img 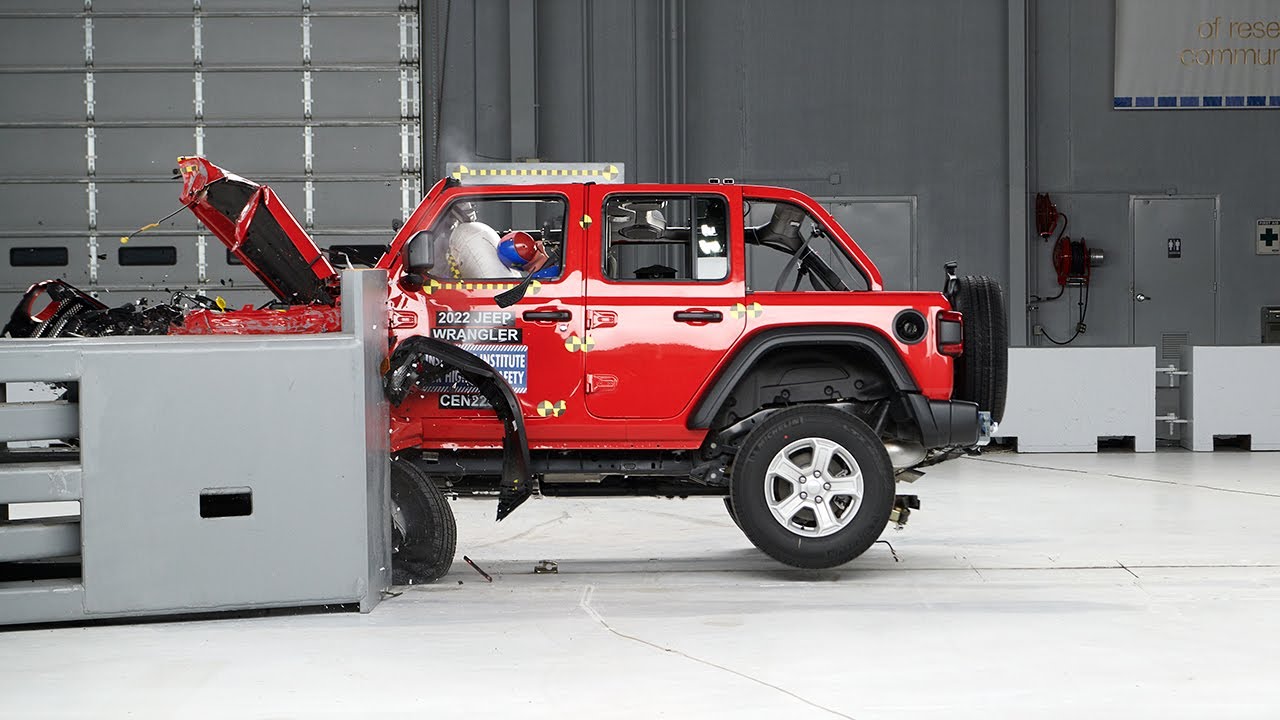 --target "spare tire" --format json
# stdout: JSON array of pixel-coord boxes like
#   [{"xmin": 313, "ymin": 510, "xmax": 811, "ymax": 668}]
[{"xmin": 950, "ymin": 275, "xmax": 1008, "ymax": 424}]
